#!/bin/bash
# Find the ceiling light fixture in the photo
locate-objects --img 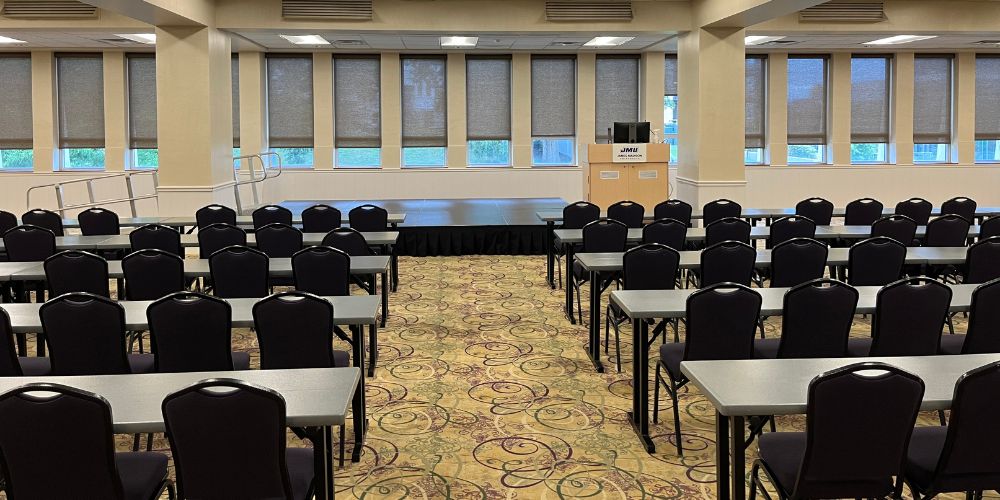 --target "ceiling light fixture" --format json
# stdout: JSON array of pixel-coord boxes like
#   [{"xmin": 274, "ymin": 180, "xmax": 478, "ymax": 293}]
[
  {"xmin": 279, "ymin": 34, "xmax": 330, "ymax": 45},
  {"xmin": 864, "ymin": 35, "xmax": 937, "ymax": 45},
  {"xmin": 440, "ymin": 36, "xmax": 478, "ymax": 47},
  {"xmin": 584, "ymin": 36, "xmax": 634, "ymax": 47},
  {"xmin": 0, "ymin": 35, "xmax": 27, "ymax": 44},
  {"xmin": 115, "ymin": 33, "xmax": 156, "ymax": 44},
  {"xmin": 745, "ymin": 35, "xmax": 786, "ymax": 46}
]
